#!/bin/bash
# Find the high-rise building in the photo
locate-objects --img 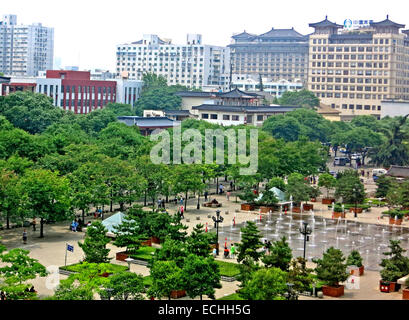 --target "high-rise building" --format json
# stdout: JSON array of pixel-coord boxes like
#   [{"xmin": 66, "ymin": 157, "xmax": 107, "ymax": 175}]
[
  {"xmin": 228, "ymin": 28, "xmax": 309, "ymax": 85},
  {"xmin": 308, "ymin": 16, "xmax": 409, "ymax": 120},
  {"xmin": 115, "ymin": 34, "xmax": 230, "ymax": 90},
  {"xmin": 0, "ymin": 14, "xmax": 54, "ymax": 77}
]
